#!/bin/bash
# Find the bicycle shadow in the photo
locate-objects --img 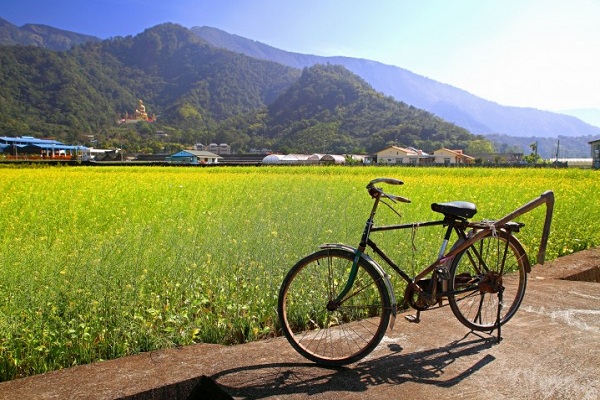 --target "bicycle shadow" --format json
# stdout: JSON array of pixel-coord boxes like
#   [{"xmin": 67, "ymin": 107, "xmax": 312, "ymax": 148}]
[{"xmin": 211, "ymin": 332, "xmax": 496, "ymax": 399}]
